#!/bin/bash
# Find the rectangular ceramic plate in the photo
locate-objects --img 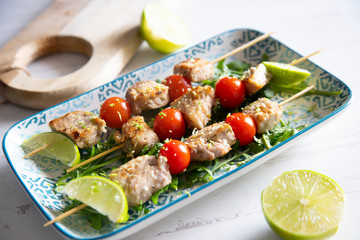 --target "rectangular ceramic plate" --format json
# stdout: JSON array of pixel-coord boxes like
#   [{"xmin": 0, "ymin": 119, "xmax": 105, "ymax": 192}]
[{"xmin": 2, "ymin": 29, "xmax": 351, "ymax": 240}]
